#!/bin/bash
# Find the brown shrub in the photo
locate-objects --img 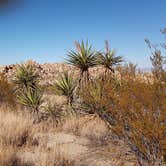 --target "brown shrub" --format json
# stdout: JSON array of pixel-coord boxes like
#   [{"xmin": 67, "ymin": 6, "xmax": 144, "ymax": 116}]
[
  {"xmin": 0, "ymin": 73, "xmax": 16, "ymax": 107},
  {"xmin": 80, "ymin": 73, "xmax": 166, "ymax": 166}
]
